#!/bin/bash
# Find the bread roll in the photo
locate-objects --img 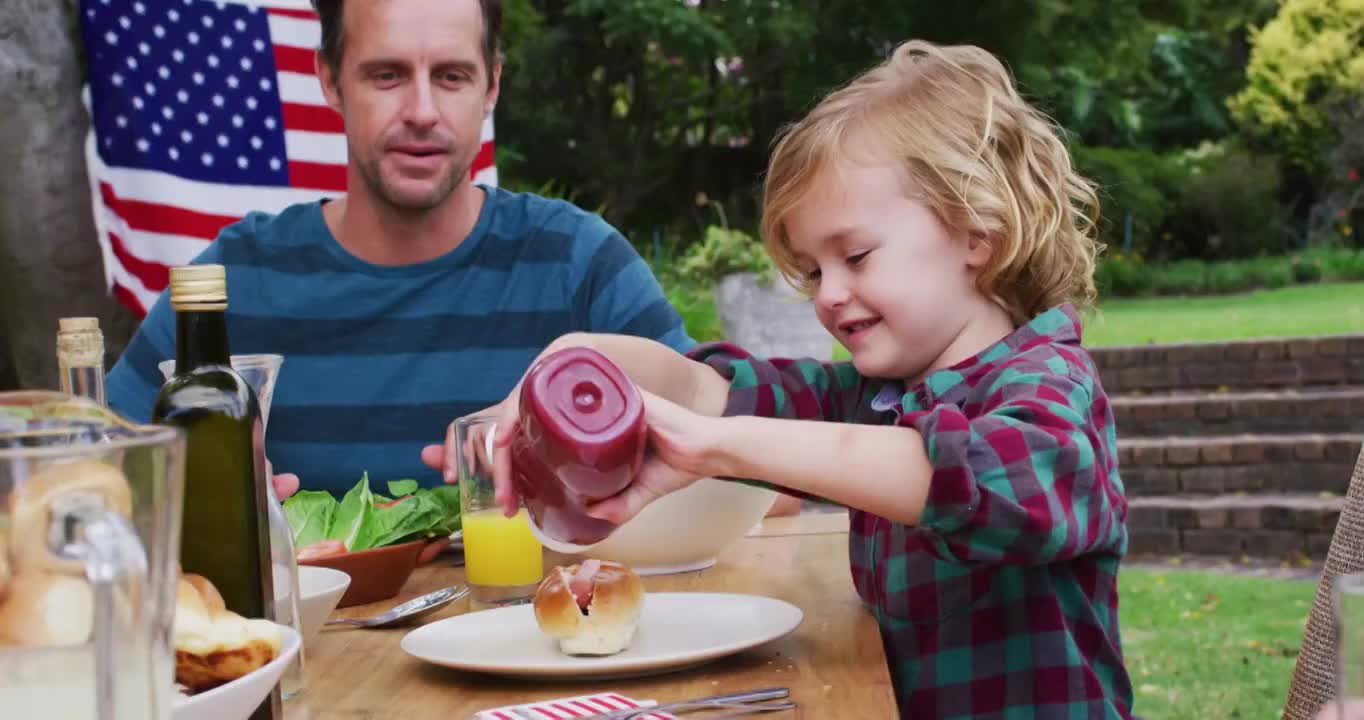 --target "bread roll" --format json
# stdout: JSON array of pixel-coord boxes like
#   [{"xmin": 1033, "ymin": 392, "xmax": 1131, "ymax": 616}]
[
  {"xmin": 8, "ymin": 458, "xmax": 133, "ymax": 575},
  {"xmin": 533, "ymin": 559, "xmax": 643, "ymax": 656},
  {"xmin": 174, "ymin": 573, "xmax": 282, "ymax": 693},
  {"xmin": 0, "ymin": 572, "xmax": 94, "ymax": 647}
]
